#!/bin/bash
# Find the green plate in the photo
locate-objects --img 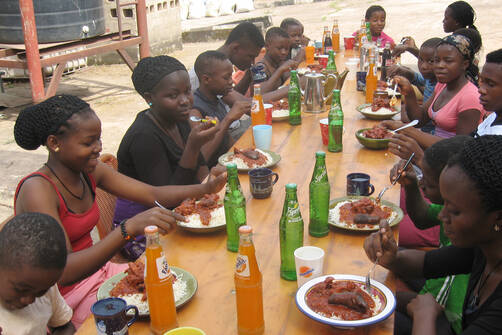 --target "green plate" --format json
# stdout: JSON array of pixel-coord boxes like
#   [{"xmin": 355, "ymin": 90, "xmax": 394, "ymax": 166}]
[
  {"xmin": 357, "ymin": 103, "xmax": 400, "ymax": 120},
  {"xmin": 355, "ymin": 128, "xmax": 390, "ymax": 150},
  {"xmin": 218, "ymin": 149, "xmax": 281, "ymax": 172},
  {"xmin": 328, "ymin": 196, "xmax": 403, "ymax": 232},
  {"xmin": 97, "ymin": 266, "xmax": 197, "ymax": 317}
]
